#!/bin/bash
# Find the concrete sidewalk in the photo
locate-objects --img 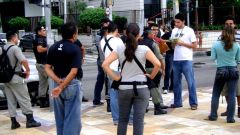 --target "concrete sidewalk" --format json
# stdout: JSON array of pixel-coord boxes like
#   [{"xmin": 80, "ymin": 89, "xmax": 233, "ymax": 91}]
[{"xmin": 0, "ymin": 87, "xmax": 239, "ymax": 135}]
